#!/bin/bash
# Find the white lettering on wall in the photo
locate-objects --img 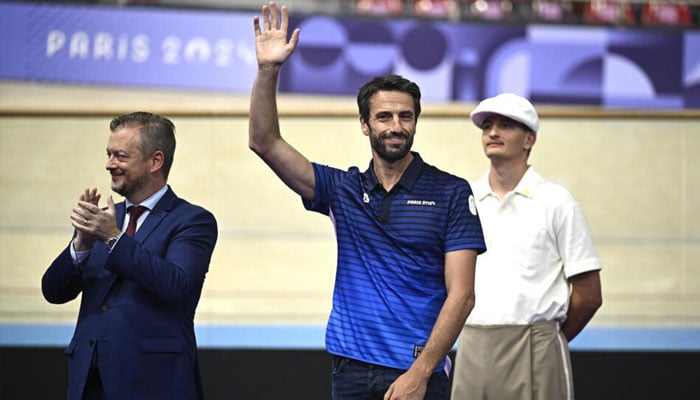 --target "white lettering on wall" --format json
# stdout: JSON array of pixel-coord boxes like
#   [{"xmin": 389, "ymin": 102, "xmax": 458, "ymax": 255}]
[
  {"xmin": 46, "ymin": 30, "xmax": 65, "ymax": 57},
  {"xmin": 214, "ymin": 39, "xmax": 234, "ymax": 67},
  {"xmin": 184, "ymin": 37, "xmax": 211, "ymax": 63},
  {"xmin": 162, "ymin": 36, "xmax": 180, "ymax": 64},
  {"xmin": 69, "ymin": 31, "xmax": 90, "ymax": 60},
  {"xmin": 44, "ymin": 30, "xmax": 250, "ymax": 67},
  {"xmin": 94, "ymin": 32, "xmax": 113, "ymax": 60},
  {"xmin": 237, "ymin": 40, "xmax": 256, "ymax": 65},
  {"xmin": 131, "ymin": 35, "xmax": 149, "ymax": 63},
  {"xmin": 45, "ymin": 30, "xmax": 151, "ymax": 63},
  {"xmin": 117, "ymin": 34, "xmax": 129, "ymax": 61}
]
